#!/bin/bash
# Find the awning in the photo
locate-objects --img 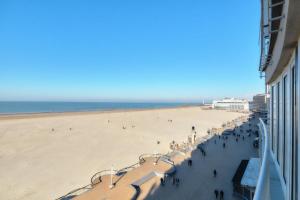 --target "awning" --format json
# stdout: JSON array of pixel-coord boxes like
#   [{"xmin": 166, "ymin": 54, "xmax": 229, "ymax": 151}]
[
  {"xmin": 232, "ymin": 160, "xmax": 249, "ymax": 185},
  {"xmin": 241, "ymin": 158, "xmax": 260, "ymax": 188}
]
